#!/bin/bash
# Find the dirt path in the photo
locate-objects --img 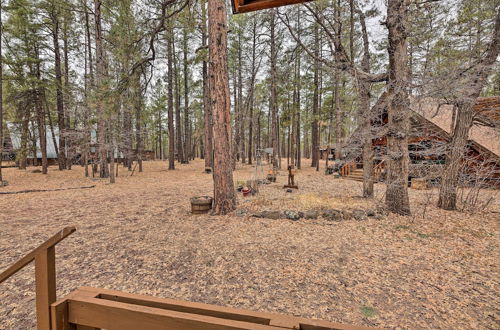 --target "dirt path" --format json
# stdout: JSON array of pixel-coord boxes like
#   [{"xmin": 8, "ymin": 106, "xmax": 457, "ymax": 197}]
[{"xmin": 0, "ymin": 160, "xmax": 498, "ymax": 329}]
